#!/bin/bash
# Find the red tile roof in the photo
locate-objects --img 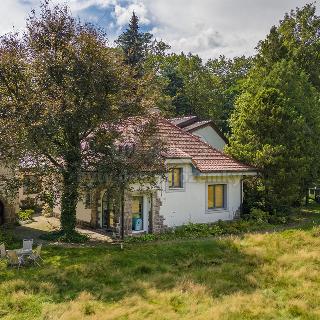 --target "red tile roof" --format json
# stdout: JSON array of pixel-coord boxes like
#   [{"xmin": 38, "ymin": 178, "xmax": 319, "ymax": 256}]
[
  {"xmin": 158, "ymin": 118, "xmax": 255, "ymax": 173},
  {"xmin": 168, "ymin": 116, "xmax": 228, "ymax": 143}
]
